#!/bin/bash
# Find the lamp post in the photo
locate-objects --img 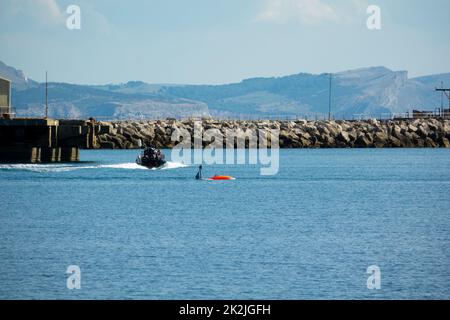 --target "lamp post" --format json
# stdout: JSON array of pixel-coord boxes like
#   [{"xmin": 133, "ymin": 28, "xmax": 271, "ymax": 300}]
[
  {"xmin": 328, "ymin": 73, "xmax": 332, "ymax": 121},
  {"xmin": 45, "ymin": 71, "xmax": 48, "ymax": 119}
]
